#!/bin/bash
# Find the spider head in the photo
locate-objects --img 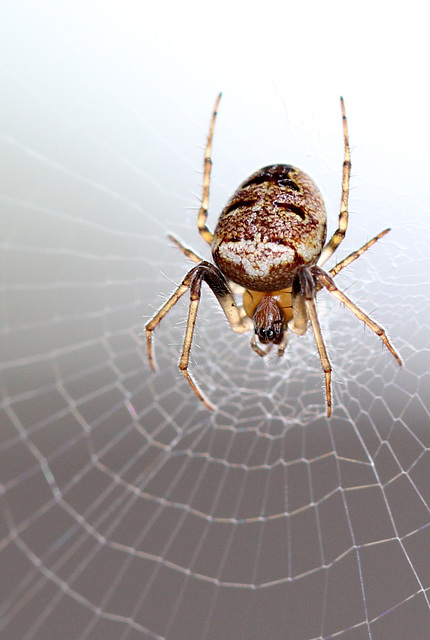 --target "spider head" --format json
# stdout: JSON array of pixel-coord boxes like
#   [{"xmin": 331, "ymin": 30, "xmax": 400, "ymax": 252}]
[{"xmin": 253, "ymin": 295, "xmax": 285, "ymax": 344}]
